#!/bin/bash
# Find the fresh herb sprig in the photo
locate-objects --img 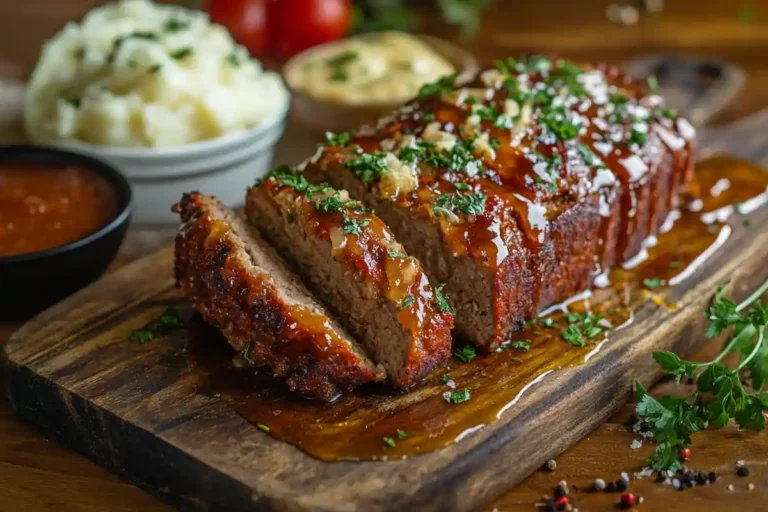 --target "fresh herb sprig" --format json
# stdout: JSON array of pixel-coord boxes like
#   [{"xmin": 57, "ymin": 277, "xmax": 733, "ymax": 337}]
[
  {"xmin": 130, "ymin": 306, "xmax": 184, "ymax": 343},
  {"xmin": 636, "ymin": 279, "xmax": 768, "ymax": 472}
]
